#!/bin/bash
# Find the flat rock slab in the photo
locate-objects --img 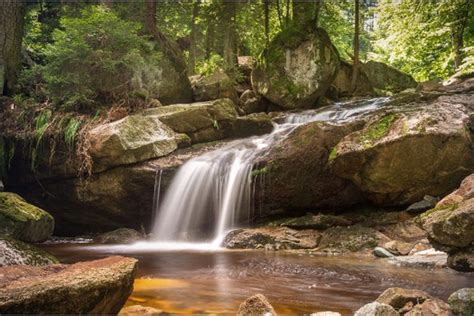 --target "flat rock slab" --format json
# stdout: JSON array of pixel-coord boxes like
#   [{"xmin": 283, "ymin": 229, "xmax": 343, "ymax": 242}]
[
  {"xmin": 0, "ymin": 256, "xmax": 138, "ymax": 314},
  {"xmin": 387, "ymin": 249, "xmax": 447, "ymax": 268}
]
